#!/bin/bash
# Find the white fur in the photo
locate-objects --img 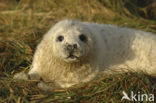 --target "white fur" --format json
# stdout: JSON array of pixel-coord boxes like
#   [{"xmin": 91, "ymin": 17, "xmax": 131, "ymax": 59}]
[{"xmin": 17, "ymin": 20, "xmax": 156, "ymax": 89}]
